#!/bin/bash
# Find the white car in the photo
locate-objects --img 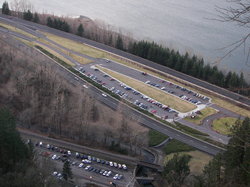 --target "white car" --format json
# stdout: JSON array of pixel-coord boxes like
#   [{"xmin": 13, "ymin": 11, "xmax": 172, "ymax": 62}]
[
  {"xmin": 113, "ymin": 174, "xmax": 119, "ymax": 180},
  {"xmin": 79, "ymin": 163, "xmax": 84, "ymax": 168},
  {"xmin": 114, "ymin": 162, "xmax": 118, "ymax": 167},
  {"xmin": 106, "ymin": 171, "xmax": 112, "ymax": 177},
  {"xmin": 67, "ymin": 150, "xmax": 71, "ymax": 156},
  {"xmin": 122, "ymin": 164, "xmax": 127, "ymax": 170},
  {"xmin": 102, "ymin": 93, "xmax": 107, "ymax": 97},
  {"xmin": 83, "ymin": 85, "xmax": 88, "ymax": 88},
  {"xmin": 51, "ymin": 154, "xmax": 57, "ymax": 160},
  {"xmin": 85, "ymin": 165, "xmax": 91, "ymax": 170},
  {"xmin": 109, "ymin": 162, "xmax": 113, "ymax": 167},
  {"xmin": 52, "ymin": 171, "xmax": 58, "ymax": 176}
]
